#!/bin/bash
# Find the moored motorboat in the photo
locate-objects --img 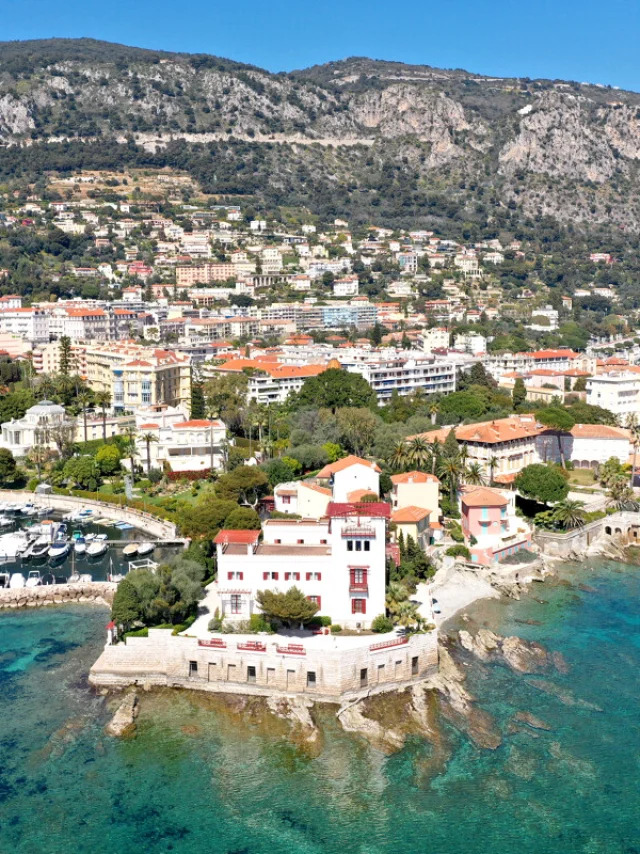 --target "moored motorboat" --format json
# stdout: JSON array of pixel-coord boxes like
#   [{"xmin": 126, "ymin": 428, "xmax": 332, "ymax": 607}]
[
  {"xmin": 68, "ymin": 572, "xmax": 92, "ymax": 584},
  {"xmin": 41, "ymin": 572, "xmax": 56, "ymax": 586},
  {"xmin": 122, "ymin": 543, "xmax": 138, "ymax": 557},
  {"xmin": 137, "ymin": 542, "xmax": 155, "ymax": 556},
  {"xmin": 48, "ymin": 542, "xmax": 70, "ymax": 560},
  {"xmin": 87, "ymin": 541, "xmax": 108, "ymax": 558},
  {"xmin": 84, "ymin": 533, "xmax": 96, "ymax": 542},
  {"xmin": 74, "ymin": 537, "xmax": 87, "ymax": 555},
  {"xmin": 26, "ymin": 570, "xmax": 42, "ymax": 588},
  {"xmin": 30, "ymin": 538, "xmax": 51, "ymax": 560},
  {"xmin": 9, "ymin": 572, "xmax": 25, "ymax": 588}
]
